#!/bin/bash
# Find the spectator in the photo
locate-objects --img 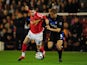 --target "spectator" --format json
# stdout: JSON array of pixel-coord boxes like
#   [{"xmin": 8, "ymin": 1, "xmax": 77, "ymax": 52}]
[
  {"xmin": 64, "ymin": 0, "xmax": 80, "ymax": 13},
  {"xmin": 69, "ymin": 16, "xmax": 82, "ymax": 51},
  {"xmin": 42, "ymin": 4, "xmax": 48, "ymax": 13},
  {"xmin": 79, "ymin": 2, "xmax": 87, "ymax": 12},
  {"xmin": 36, "ymin": 0, "xmax": 43, "ymax": 12},
  {"xmin": 29, "ymin": 0, "xmax": 36, "ymax": 10},
  {"xmin": 80, "ymin": 17, "xmax": 87, "ymax": 51}
]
